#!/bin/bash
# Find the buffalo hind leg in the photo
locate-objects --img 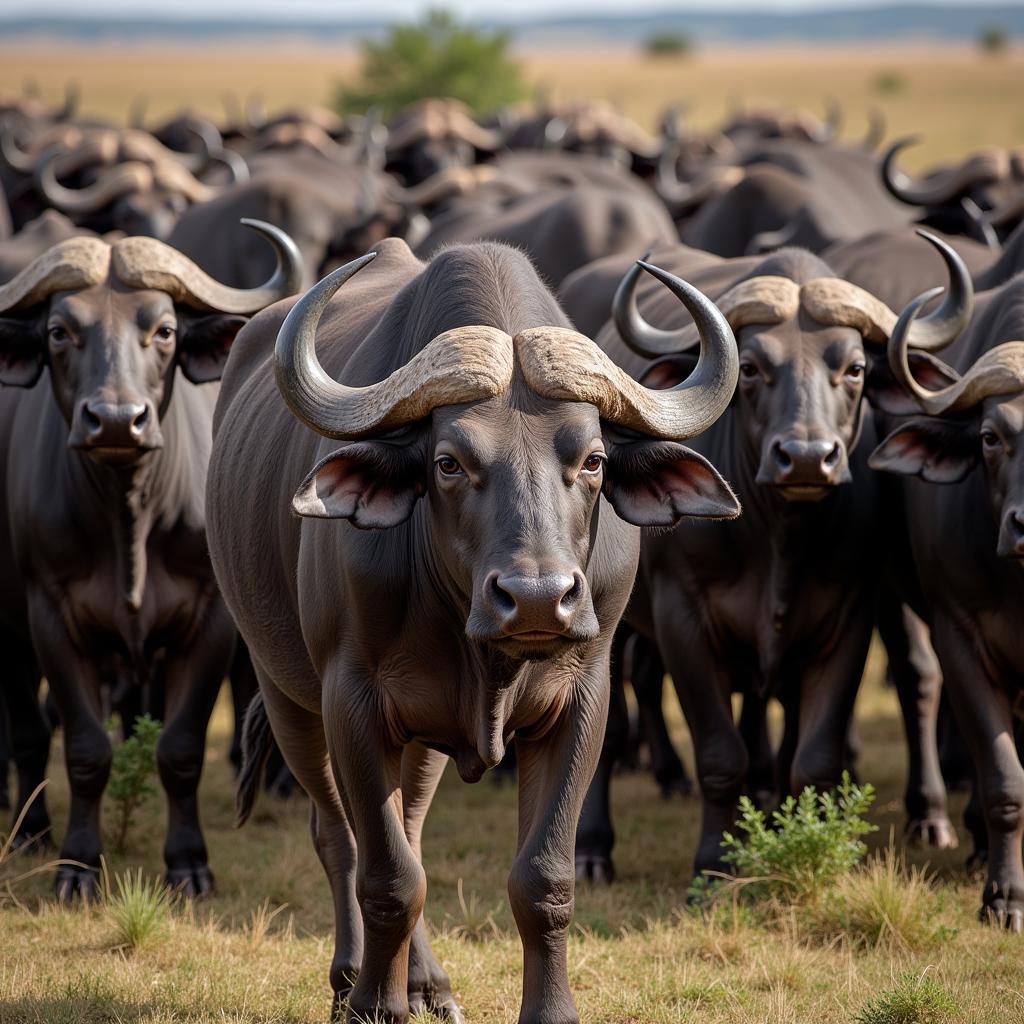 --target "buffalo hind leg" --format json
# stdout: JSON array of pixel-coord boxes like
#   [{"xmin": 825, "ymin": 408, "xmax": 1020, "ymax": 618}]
[
  {"xmin": 935, "ymin": 617, "xmax": 1024, "ymax": 932},
  {"xmin": 2, "ymin": 634, "xmax": 51, "ymax": 849},
  {"xmin": 513, "ymin": 667, "xmax": 607, "ymax": 1024},
  {"xmin": 325, "ymin": 671, "xmax": 424, "ymax": 1024},
  {"xmin": 257, "ymin": 670, "xmax": 363, "ymax": 1016},
  {"xmin": 879, "ymin": 599, "xmax": 956, "ymax": 848},
  {"xmin": 631, "ymin": 636, "xmax": 692, "ymax": 798},
  {"xmin": 575, "ymin": 628, "xmax": 628, "ymax": 884},
  {"xmin": 402, "ymin": 743, "xmax": 463, "ymax": 1022}
]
